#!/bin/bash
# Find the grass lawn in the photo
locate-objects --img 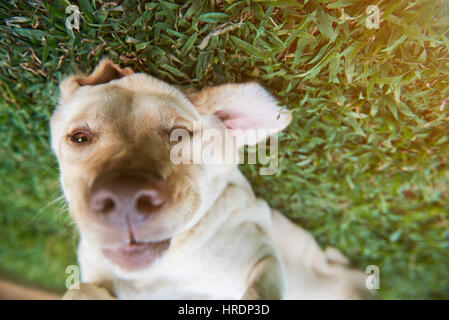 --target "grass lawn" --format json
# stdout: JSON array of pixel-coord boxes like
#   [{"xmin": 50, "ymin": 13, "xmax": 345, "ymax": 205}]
[{"xmin": 1, "ymin": 0, "xmax": 449, "ymax": 299}]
